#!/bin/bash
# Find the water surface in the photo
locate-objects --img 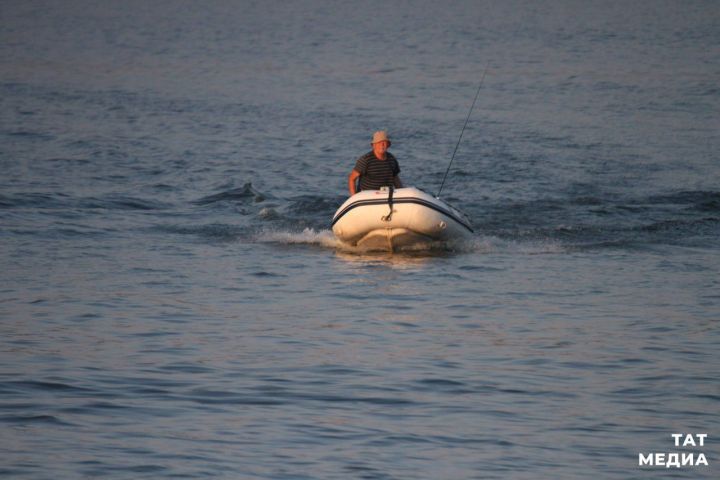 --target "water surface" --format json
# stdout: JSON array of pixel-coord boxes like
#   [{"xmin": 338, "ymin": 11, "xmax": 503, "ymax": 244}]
[{"xmin": 1, "ymin": 1, "xmax": 719, "ymax": 478}]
